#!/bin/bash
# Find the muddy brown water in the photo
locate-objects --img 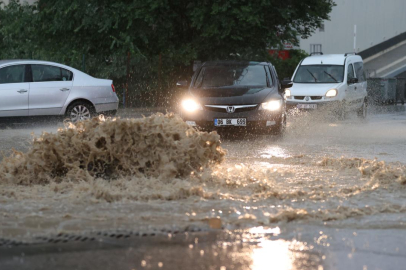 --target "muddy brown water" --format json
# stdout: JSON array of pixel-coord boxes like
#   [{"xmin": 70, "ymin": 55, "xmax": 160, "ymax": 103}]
[{"xmin": 0, "ymin": 109, "xmax": 406, "ymax": 269}]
